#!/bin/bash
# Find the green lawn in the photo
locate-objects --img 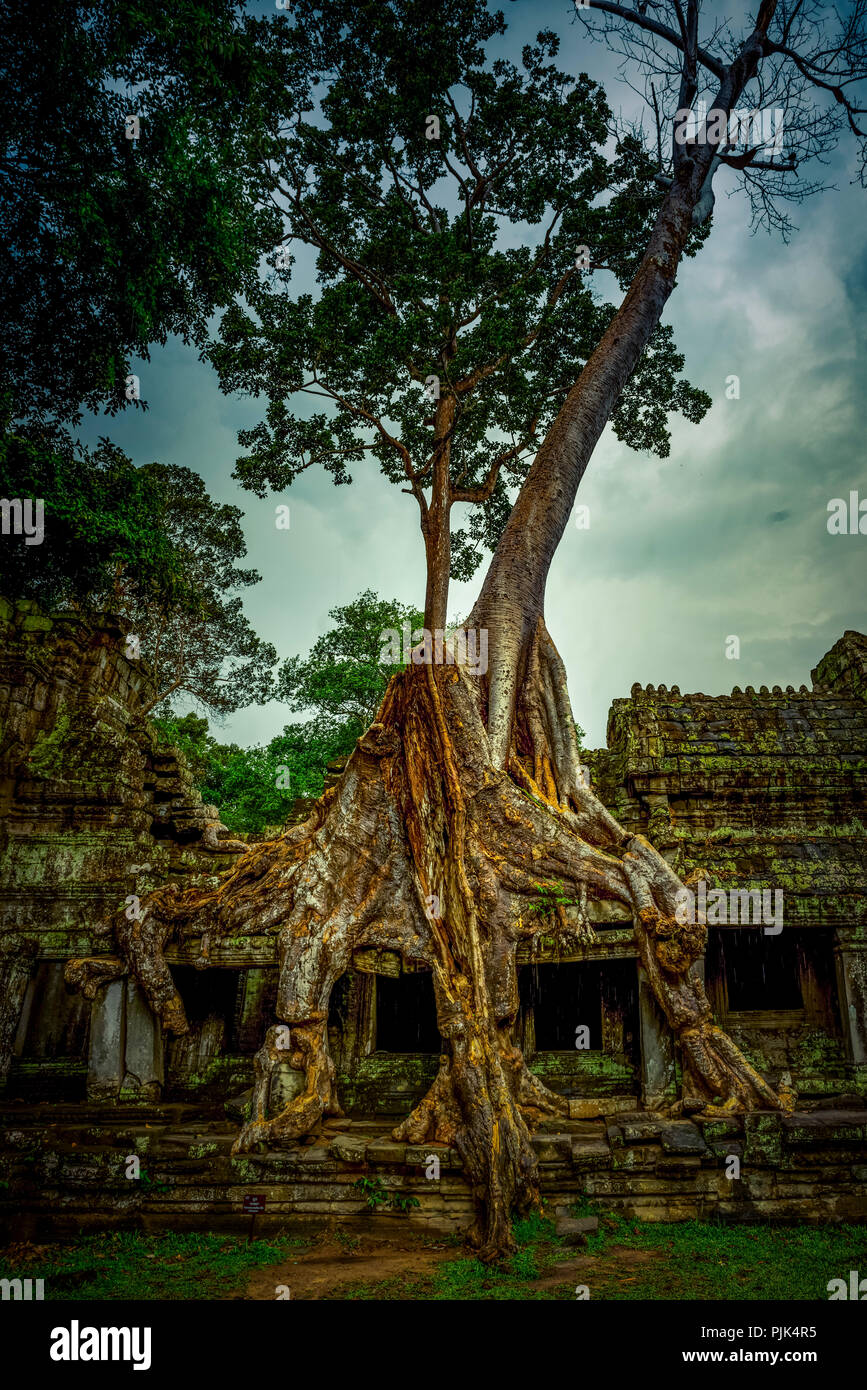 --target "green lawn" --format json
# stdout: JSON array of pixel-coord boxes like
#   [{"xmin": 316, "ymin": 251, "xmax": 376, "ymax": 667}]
[
  {"xmin": 0, "ymin": 1230, "xmax": 307, "ymax": 1300},
  {"xmin": 343, "ymin": 1208, "xmax": 867, "ymax": 1301},
  {"xmin": 3, "ymin": 1211, "xmax": 865, "ymax": 1301}
]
